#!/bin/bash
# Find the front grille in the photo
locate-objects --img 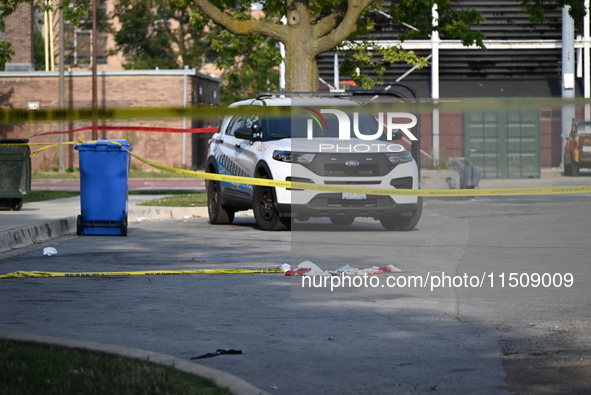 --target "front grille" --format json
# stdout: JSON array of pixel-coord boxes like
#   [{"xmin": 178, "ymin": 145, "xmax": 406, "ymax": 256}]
[
  {"xmin": 324, "ymin": 163, "xmax": 380, "ymax": 177},
  {"xmin": 324, "ymin": 180, "xmax": 381, "ymax": 185},
  {"xmin": 301, "ymin": 153, "xmax": 394, "ymax": 177},
  {"xmin": 327, "ymin": 198, "xmax": 379, "ymax": 207}
]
